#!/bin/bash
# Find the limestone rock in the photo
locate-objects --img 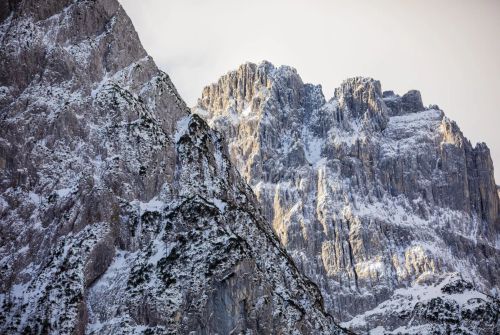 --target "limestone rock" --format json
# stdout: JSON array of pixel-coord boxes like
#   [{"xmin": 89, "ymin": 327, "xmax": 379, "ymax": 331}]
[
  {"xmin": 195, "ymin": 61, "xmax": 500, "ymax": 334},
  {"xmin": 402, "ymin": 89, "xmax": 424, "ymax": 113}
]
